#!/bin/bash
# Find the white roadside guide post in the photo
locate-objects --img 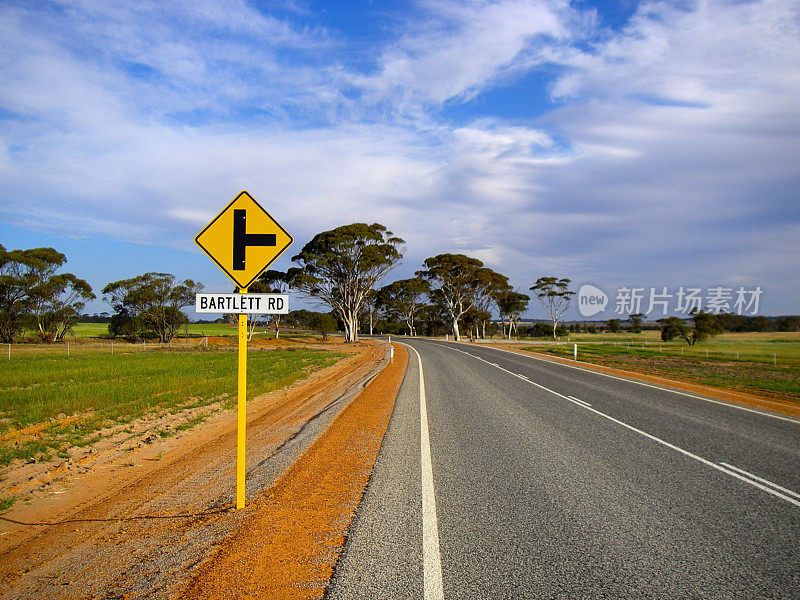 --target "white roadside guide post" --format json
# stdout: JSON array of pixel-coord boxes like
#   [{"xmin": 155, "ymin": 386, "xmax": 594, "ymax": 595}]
[{"xmin": 194, "ymin": 191, "xmax": 293, "ymax": 510}]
